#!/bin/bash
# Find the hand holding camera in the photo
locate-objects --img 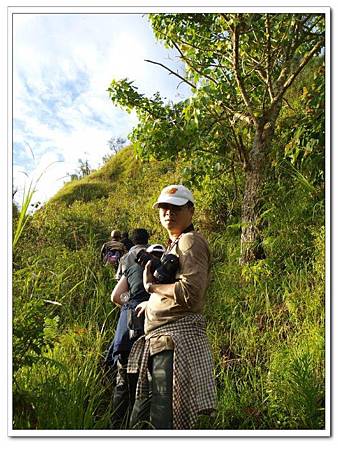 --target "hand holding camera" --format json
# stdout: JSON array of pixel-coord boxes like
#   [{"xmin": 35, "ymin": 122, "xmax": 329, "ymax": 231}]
[{"xmin": 135, "ymin": 249, "xmax": 179, "ymax": 284}]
